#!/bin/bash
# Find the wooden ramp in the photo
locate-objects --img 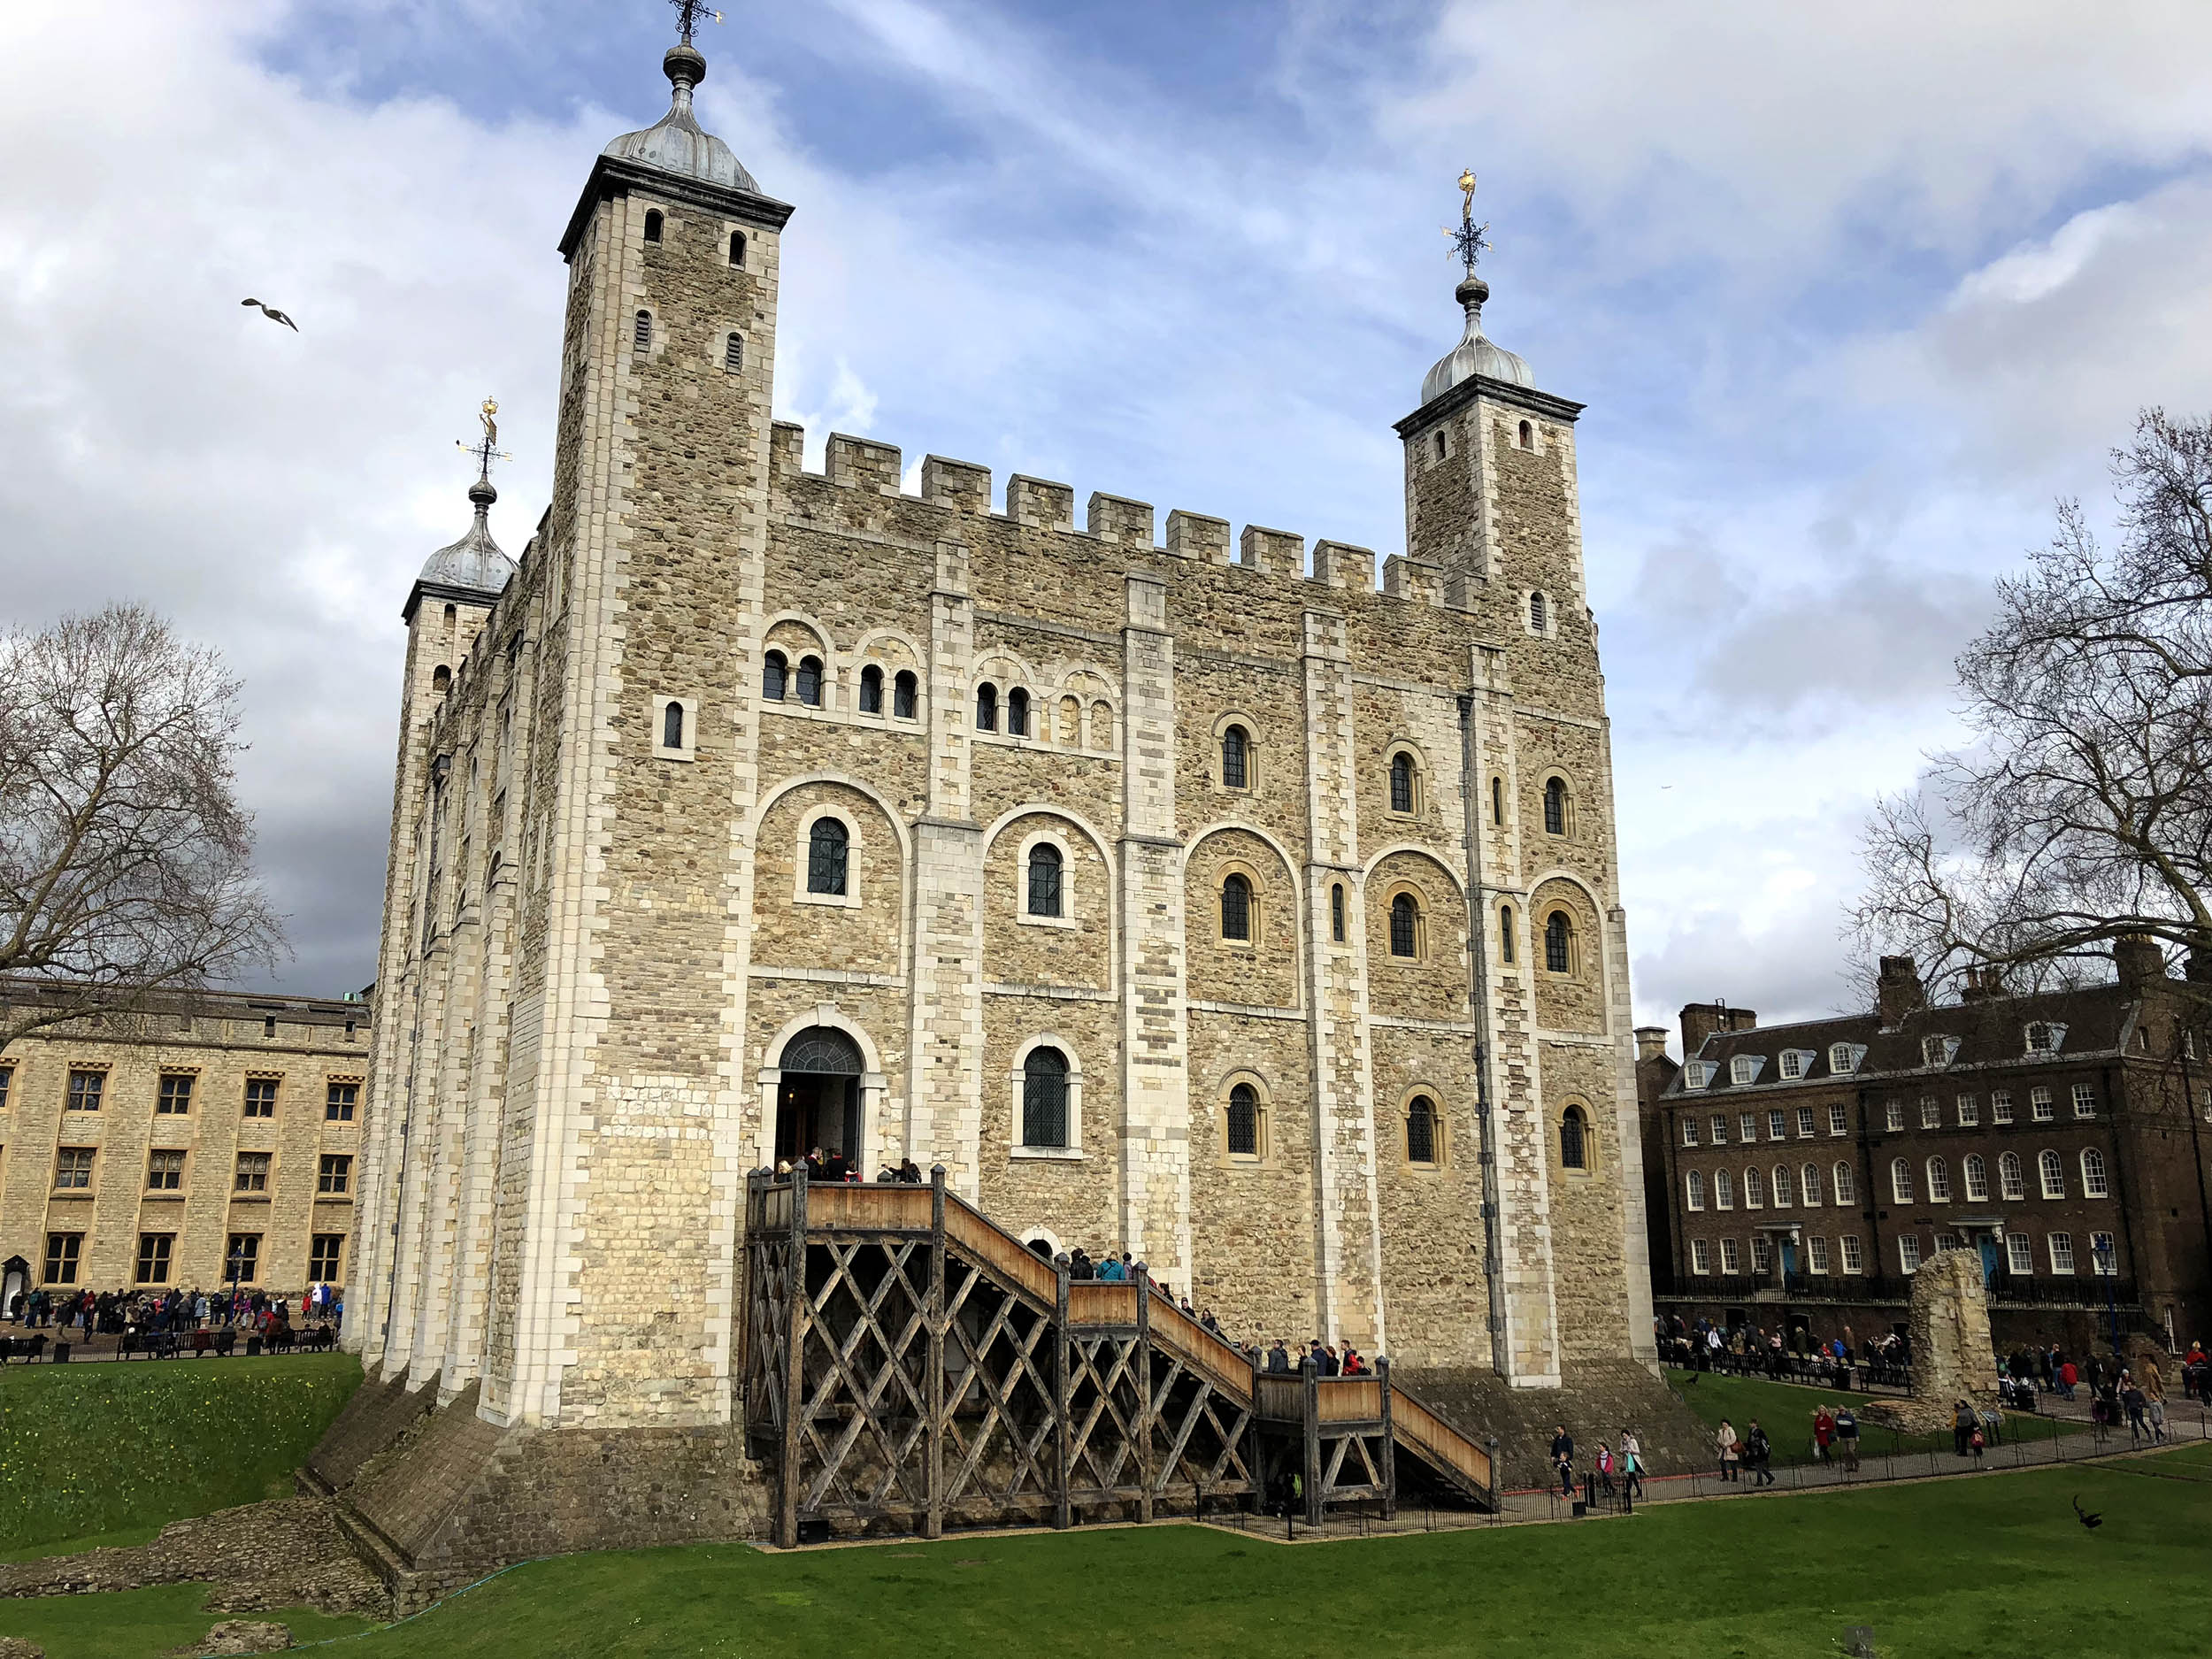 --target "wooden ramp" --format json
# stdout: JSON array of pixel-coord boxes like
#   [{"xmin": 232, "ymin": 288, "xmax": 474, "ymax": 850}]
[{"xmin": 741, "ymin": 1168, "xmax": 1494, "ymax": 1546}]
